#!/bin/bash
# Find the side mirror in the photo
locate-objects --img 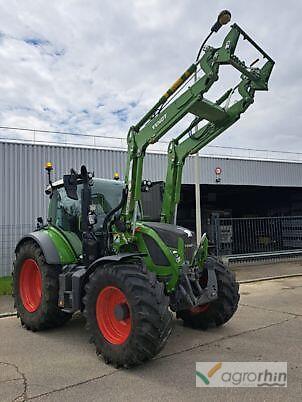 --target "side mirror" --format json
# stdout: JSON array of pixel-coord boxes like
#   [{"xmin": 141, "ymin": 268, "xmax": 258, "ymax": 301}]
[
  {"xmin": 63, "ymin": 170, "xmax": 78, "ymax": 200},
  {"xmin": 36, "ymin": 217, "xmax": 44, "ymax": 230}
]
